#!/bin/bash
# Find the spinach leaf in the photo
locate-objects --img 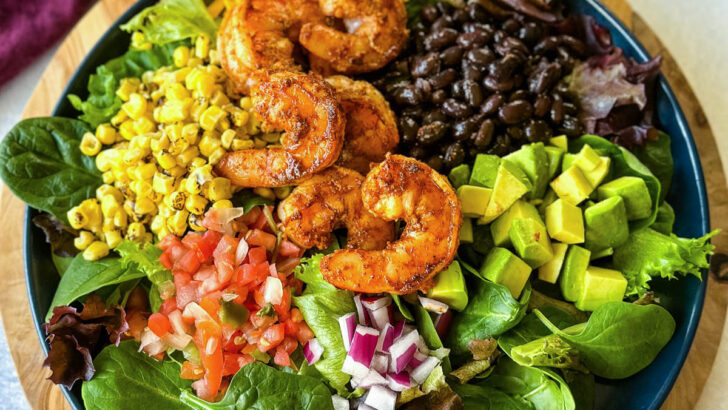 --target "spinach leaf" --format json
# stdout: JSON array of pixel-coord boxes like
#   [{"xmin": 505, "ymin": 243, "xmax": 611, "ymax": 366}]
[
  {"xmin": 231, "ymin": 189, "xmax": 274, "ymax": 214},
  {"xmin": 52, "ymin": 254, "xmax": 75, "ymax": 277},
  {"xmin": 121, "ymin": 0, "xmax": 218, "ymax": 46},
  {"xmin": 569, "ymin": 135, "xmax": 661, "ymax": 230},
  {"xmin": 0, "ymin": 118, "xmax": 101, "ymax": 223},
  {"xmin": 527, "ymin": 290, "xmax": 588, "ymax": 323},
  {"xmin": 498, "ymin": 307, "xmax": 580, "ymax": 358},
  {"xmin": 651, "ymin": 201, "xmax": 675, "ymax": 235},
  {"xmin": 451, "ymin": 382, "xmax": 533, "ymax": 410},
  {"xmin": 68, "ymin": 42, "xmax": 180, "ymax": 127},
  {"xmin": 535, "ymin": 302, "xmax": 676, "ymax": 379},
  {"xmin": 391, "ymin": 294, "xmax": 414, "ymax": 321},
  {"xmin": 561, "ymin": 370, "xmax": 595, "ymax": 410},
  {"xmin": 180, "ymin": 362, "xmax": 333, "ymax": 410},
  {"xmin": 630, "ymin": 131, "xmax": 673, "ymax": 203},
  {"xmin": 412, "ymin": 305, "xmax": 451, "ymax": 373},
  {"xmin": 81, "ymin": 341, "xmax": 191, "ymax": 410},
  {"xmin": 446, "ymin": 276, "xmax": 531, "ymax": 360},
  {"xmin": 104, "ymin": 278, "xmax": 143, "ymax": 308},
  {"xmin": 613, "ymin": 228, "xmax": 717, "ymax": 296}
]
